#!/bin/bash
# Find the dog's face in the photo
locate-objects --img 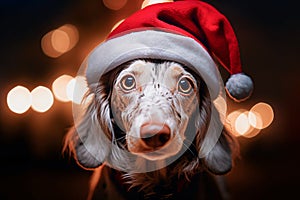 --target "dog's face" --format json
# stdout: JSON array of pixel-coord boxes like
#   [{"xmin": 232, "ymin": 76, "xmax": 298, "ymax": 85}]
[
  {"xmin": 66, "ymin": 59, "xmax": 235, "ymax": 175},
  {"xmin": 110, "ymin": 60, "xmax": 199, "ymax": 160}
]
